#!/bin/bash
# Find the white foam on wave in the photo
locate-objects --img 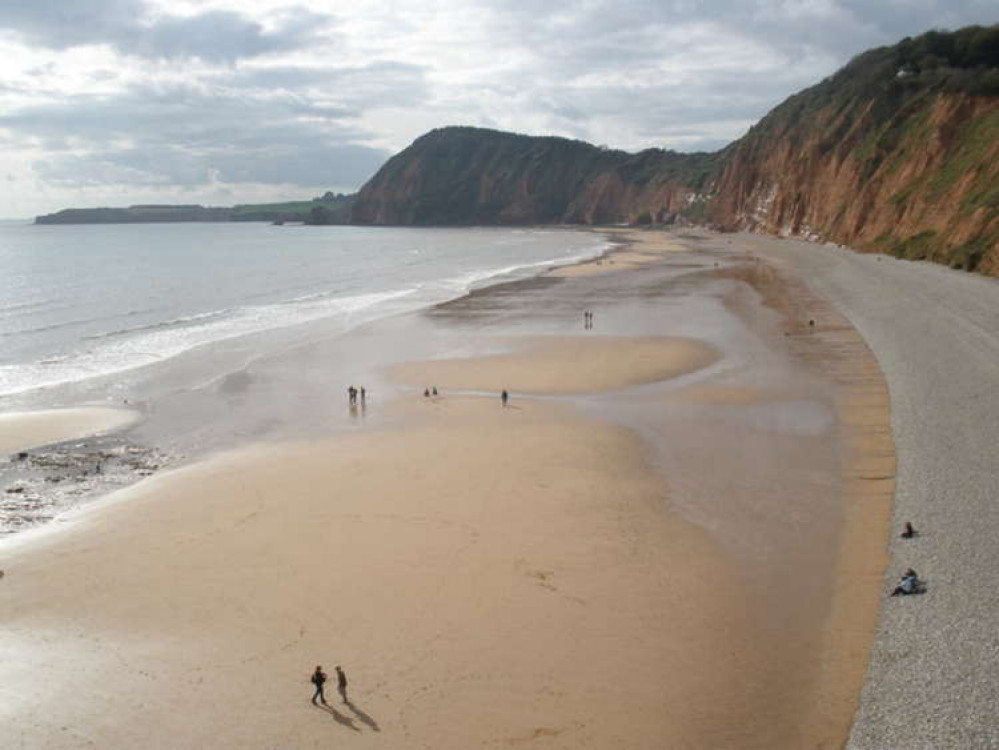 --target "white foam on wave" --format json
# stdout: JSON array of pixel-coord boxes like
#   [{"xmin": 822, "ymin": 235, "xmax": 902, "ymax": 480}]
[
  {"xmin": 0, "ymin": 288, "xmax": 418, "ymax": 397},
  {"xmin": 0, "ymin": 235, "xmax": 612, "ymax": 398},
  {"xmin": 432, "ymin": 240, "xmax": 610, "ymax": 294}
]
